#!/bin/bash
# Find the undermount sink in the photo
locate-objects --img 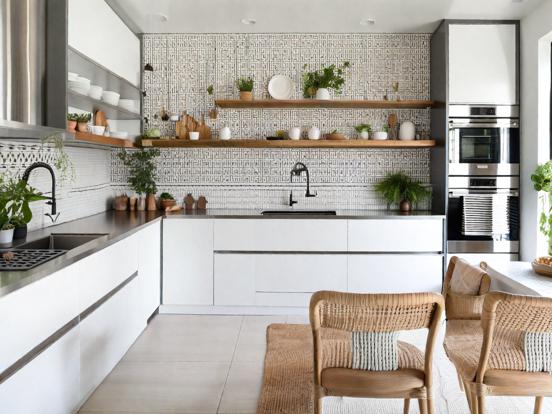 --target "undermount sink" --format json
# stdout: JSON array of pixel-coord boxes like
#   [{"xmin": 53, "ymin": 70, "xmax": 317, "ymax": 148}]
[
  {"xmin": 261, "ymin": 210, "xmax": 337, "ymax": 216},
  {"xmin": 17, "ymin": 233, "xmax": 108, "ymax": 251}
]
